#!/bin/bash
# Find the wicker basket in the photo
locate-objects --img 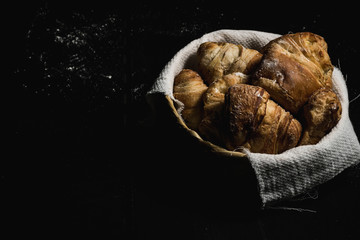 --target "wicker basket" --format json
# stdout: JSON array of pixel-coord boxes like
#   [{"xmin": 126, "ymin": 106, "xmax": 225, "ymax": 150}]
[{"xmin": 147, "ymin": 30, "xmax": 360, "ymax": 207}]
